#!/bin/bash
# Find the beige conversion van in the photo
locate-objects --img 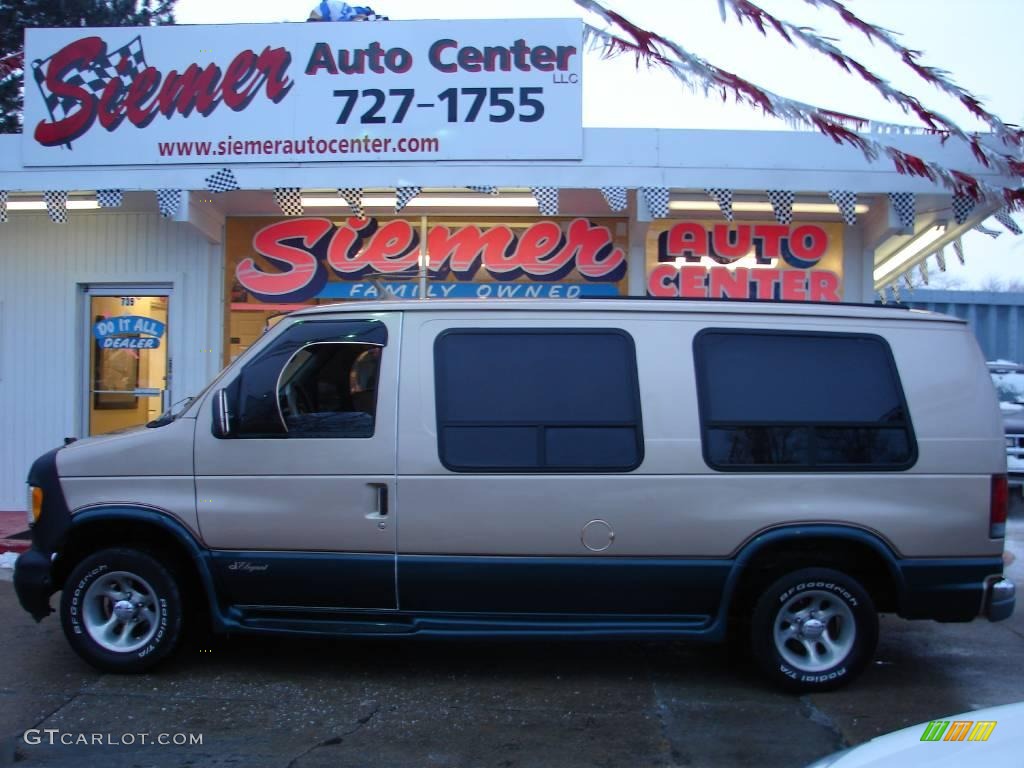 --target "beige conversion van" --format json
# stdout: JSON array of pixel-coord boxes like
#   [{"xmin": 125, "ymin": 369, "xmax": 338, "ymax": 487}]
[{"xmin": 15, "ymin": 299, "xmax": 1015, "ymax": 691}]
